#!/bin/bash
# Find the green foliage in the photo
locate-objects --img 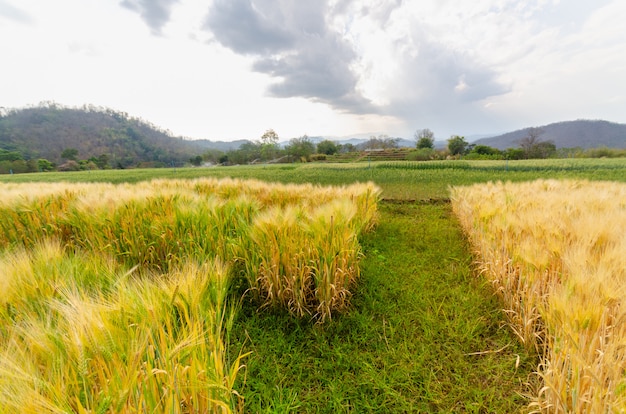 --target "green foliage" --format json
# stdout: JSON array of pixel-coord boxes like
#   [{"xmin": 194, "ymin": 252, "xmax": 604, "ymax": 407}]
[
  {"xmin": 464, "ymin": 145, "xmax": 503, "ymax": 160},
  {"xmin": 582, "ymin": 147, "xmax": 626, "ymax": 158},
  {"xmin": 37, "ymin": 159, "xmax": 54, "ymax": 172},
  {"xmin": 190, "ymin": 155, "xmax": 203, "ymax": 166},
  {"xmin": 0, "ymin": 104, "xmax": 202, "ymax": 168},
  {"xmin": 227, "ymin": 141, "xmax": 262, "ymax": 164},
  {"xmin": 202, "ymin": 148, "xmax": 226, "ymax": 164},
  {"xmin": 526, "ymin": 140, "xmax": 556, "ymax": 159},
  {"xmin": 505, "ymin": 147, "xmax": 525, "ymax": 159},
  {"xmin": 415, "ymin": 128, "xmax": 435, "ymax": 149},
  {"xmin": 447, "ymin": 135, "xmax": 469, "ymax": 155},
  {"xmin": 260, "ymin": 129, "xmax": 280, "ymax": 161},
  {"xmin": 407, "ymin": 148, "xmax": 436, "ymax": 161},
  {"xmin": 317, "ymin": 139, "xmax": 339, "ymax": 155},
  {"xmin": 286, "ymin": 135, "xmax": 315, "ymax": 162},
  {"xmin": 0, "ymin": 149, "xmax": 23, "ymax": 161}
]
